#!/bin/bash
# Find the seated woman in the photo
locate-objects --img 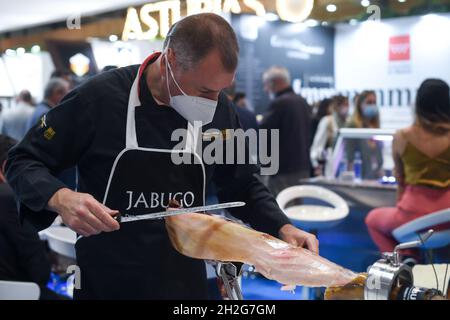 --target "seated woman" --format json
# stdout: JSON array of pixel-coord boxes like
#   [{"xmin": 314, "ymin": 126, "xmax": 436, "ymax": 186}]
[
  {"xmin": 366, "ymin": 79, "xmax": 450, "ymax": 255},
  {"xmin": 345, "ymin": 90, "xmax": 384, "ymax": 180}
]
